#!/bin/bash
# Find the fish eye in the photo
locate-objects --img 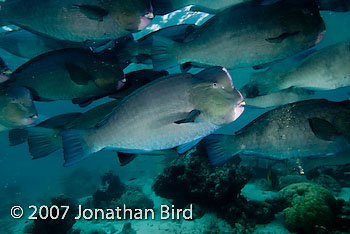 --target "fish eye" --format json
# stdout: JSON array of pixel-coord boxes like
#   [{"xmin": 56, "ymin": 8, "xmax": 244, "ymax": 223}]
[{"xmin": 212, "ymin": 83, "xmax": 218, "ymax": 88}]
